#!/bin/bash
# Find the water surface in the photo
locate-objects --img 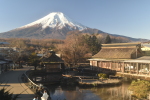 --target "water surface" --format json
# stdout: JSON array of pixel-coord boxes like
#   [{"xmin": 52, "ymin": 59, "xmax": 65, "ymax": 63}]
[{"xmin": 47, "ymin": 82, "xmax": 132, "ymax": 100}]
